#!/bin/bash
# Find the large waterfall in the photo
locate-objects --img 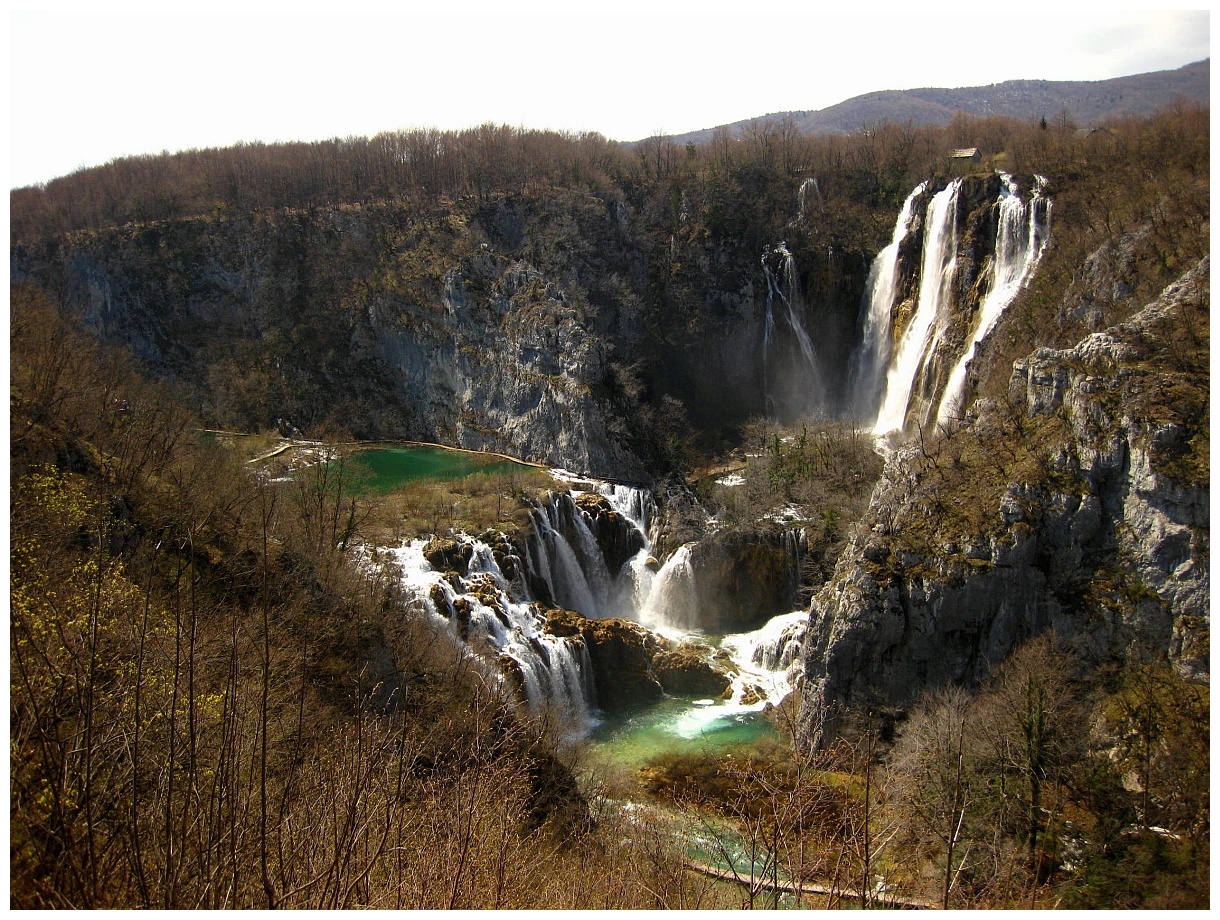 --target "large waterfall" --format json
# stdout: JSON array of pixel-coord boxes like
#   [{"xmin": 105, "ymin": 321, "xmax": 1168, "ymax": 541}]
[
  {"xmin": 936, "ymin": 174, "xmax": 1051, "ymax": 424},
  {"xmin": 848, "ymin": 182, "xmax": 927, "ymax": 419},
  {"xmin": 872, "ymin": 179, "xmax": 962, "ymax": 436},
  {"xmin": 527, "ymin": 492, "xmax": 622, "ymax": 618},
  {"xmin": 867, "ymin": 173, "xmax": 1051, "ymax": 437}
]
